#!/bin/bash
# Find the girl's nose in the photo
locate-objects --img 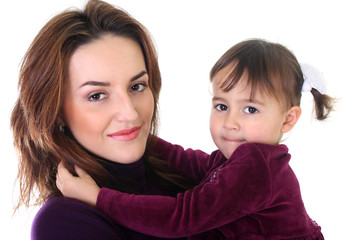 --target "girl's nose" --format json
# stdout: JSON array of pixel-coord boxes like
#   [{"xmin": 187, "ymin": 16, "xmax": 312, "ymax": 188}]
[
  {"xmin": 114, "ymin": 95, "xmax": 139, "ymax": 122},
  {"xmin": 224, "ymin": 111, "xmax": 240, "ymax": 131}
]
